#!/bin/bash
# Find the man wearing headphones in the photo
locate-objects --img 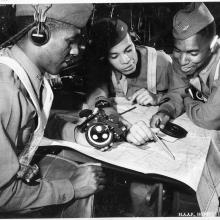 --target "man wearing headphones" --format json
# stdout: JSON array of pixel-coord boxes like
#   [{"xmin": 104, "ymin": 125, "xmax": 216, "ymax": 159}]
[{"xmin": 0, "ymin": 4, "xmax": 105, "ymax": 217}]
